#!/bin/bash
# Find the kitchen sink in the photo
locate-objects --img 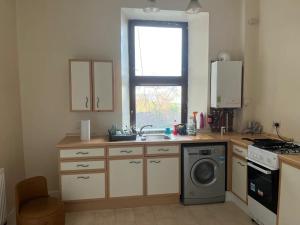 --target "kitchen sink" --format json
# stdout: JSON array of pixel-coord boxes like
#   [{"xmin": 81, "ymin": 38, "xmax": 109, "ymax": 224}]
[{"xmin": 140, "ymin": 134, "xmax": 172, "ymax": 141}]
